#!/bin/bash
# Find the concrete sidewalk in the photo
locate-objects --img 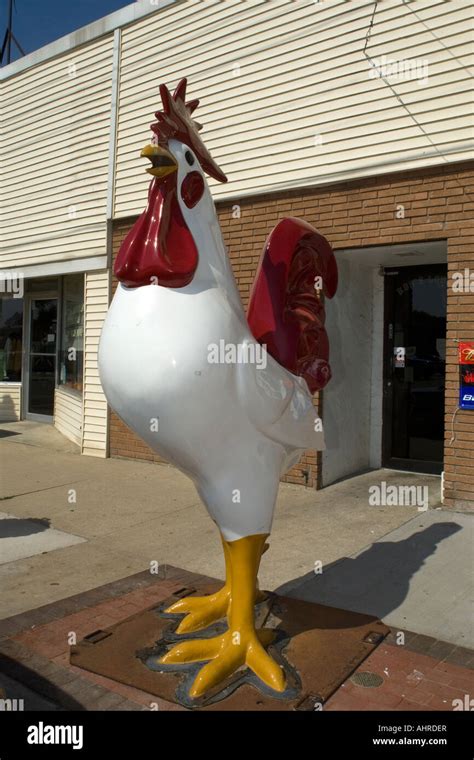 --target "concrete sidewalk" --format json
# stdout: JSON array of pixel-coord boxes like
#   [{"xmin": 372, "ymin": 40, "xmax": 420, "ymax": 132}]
[
  {"xmin": 281, "ymin": 510, "xmax": 473, "ymax": 649},
  {"xmin": 1, "ymin": 421, "xmax": 471, "ymax": 651},
  {"xmin": 0, "ymin": 431, "xmax": 433, "ymax": 611}
]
